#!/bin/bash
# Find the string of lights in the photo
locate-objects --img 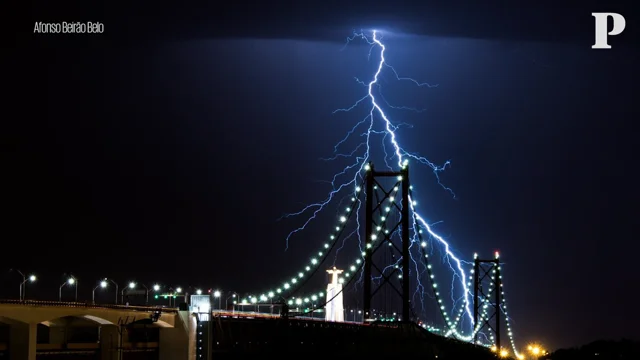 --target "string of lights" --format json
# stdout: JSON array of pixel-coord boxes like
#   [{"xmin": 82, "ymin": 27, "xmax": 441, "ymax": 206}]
[
  {"xmin": 498, "ymin": 262, "xmax": 522, "ymax": 358},
  {"xmin": 247, "ymin": 178, "xmax": 367, "ymax": 304},
  {"xmin": 285, "ymin": 183, "xmax": 403, "ymax": 316}
]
